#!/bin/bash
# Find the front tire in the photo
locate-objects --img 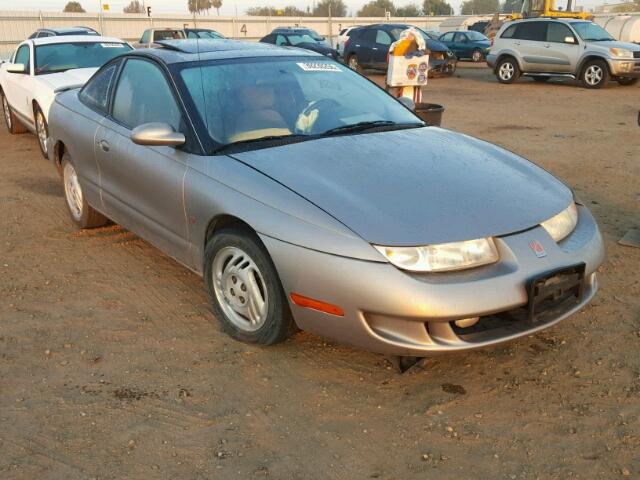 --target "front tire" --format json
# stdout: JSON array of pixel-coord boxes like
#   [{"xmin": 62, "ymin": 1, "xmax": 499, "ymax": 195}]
[
  {"xmin": 616, "ymin": 77, "xmax": 638, "ymax": 86},
  {"xmin": 471, "ymin": 48, "xmax": 483, "ymax": 63},
  {"xmin": 581, "ymin": 59, "xmax": 609, "ymax": 89},
  {"xmin": 496, "ymin": 57, "xmax": 520, "ymax": 84},
  {"xmin": 61, "ymin": 153, "xmax": 107, "ymax": 229},
  {"xmin": 35, "ymin": 105, "xmax": 49, "ymax": 158},
  {"xmin": 1, "ymin": 90, "xmax": 27, "ymax": 134},
  {"xmin": 204, "ymin": 227, "xmax": 296, "ymax": 345}
]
